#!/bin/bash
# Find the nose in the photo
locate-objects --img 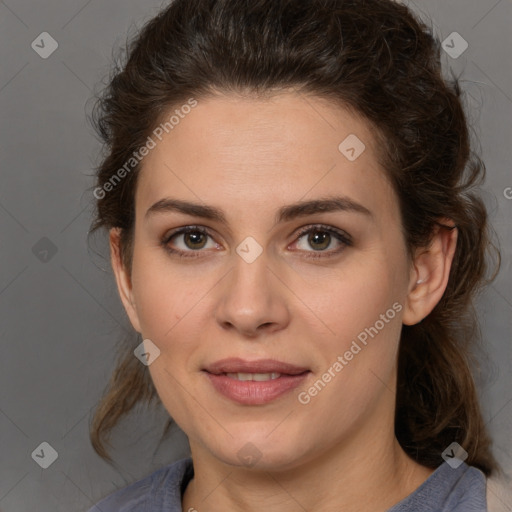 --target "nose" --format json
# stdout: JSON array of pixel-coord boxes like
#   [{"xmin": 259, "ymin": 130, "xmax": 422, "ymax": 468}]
[{"xmin": 214, "ymin": 249, "xmax": 290, "ymax": 337}]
